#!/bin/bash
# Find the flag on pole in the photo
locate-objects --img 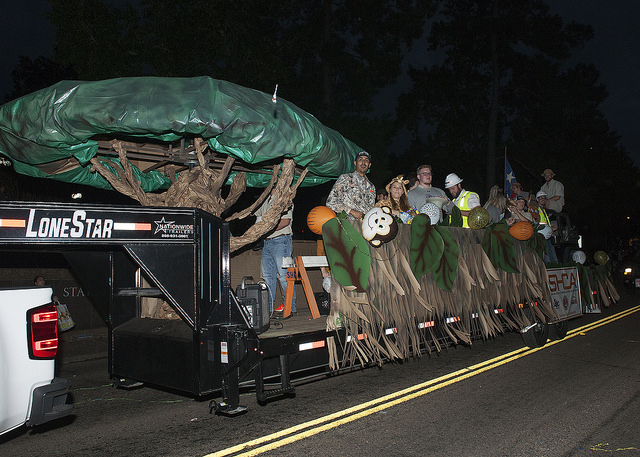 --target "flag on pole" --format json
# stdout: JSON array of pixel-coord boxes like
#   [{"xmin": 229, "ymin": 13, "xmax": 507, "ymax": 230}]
[{"xmin": 505, "ymin": 158, "xmax": 517, "ymax": 199}]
